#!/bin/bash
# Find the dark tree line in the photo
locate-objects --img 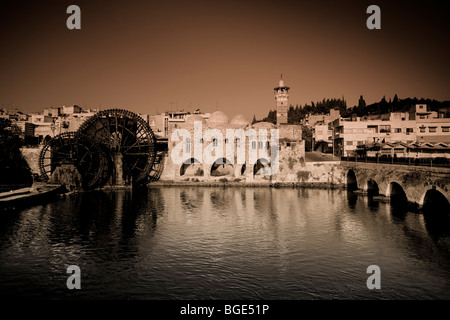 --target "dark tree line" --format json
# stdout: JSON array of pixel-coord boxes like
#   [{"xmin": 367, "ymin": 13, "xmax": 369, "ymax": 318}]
[
  {"xmin": 256, "ymin": 96, "xmax": 450, "ymax": 124},
  {"xmin": 350, "ymin": 96, "xmax": 450, "ymax": 118},
  {"xmin": 0, "ymin": 118, "xmax": 32, "ymax": 190}
]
